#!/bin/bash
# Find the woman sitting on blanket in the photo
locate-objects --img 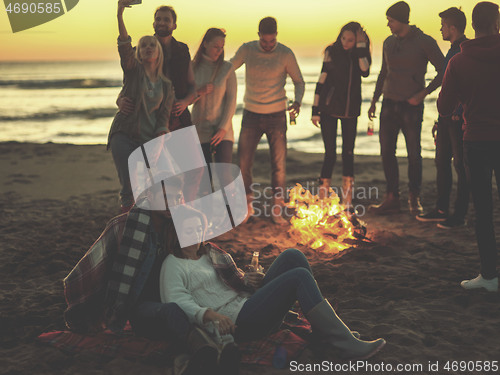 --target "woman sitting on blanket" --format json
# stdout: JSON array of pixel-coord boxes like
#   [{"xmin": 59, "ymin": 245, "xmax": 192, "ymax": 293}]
[{"xmin": 159, "ymin": 206, "xmax": 386, "ymax": 360}]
